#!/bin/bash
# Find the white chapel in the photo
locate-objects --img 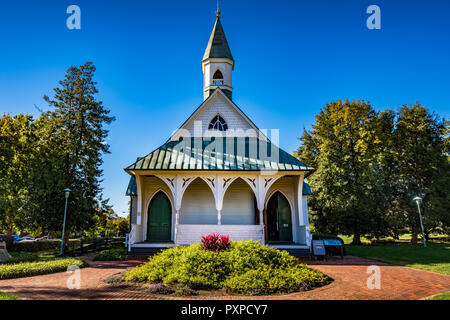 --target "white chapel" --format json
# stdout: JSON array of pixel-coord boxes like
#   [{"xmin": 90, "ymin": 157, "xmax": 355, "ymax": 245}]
[{"xmin": 125, "ymin": 8, "xmax": 314, "ymax": 256}]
